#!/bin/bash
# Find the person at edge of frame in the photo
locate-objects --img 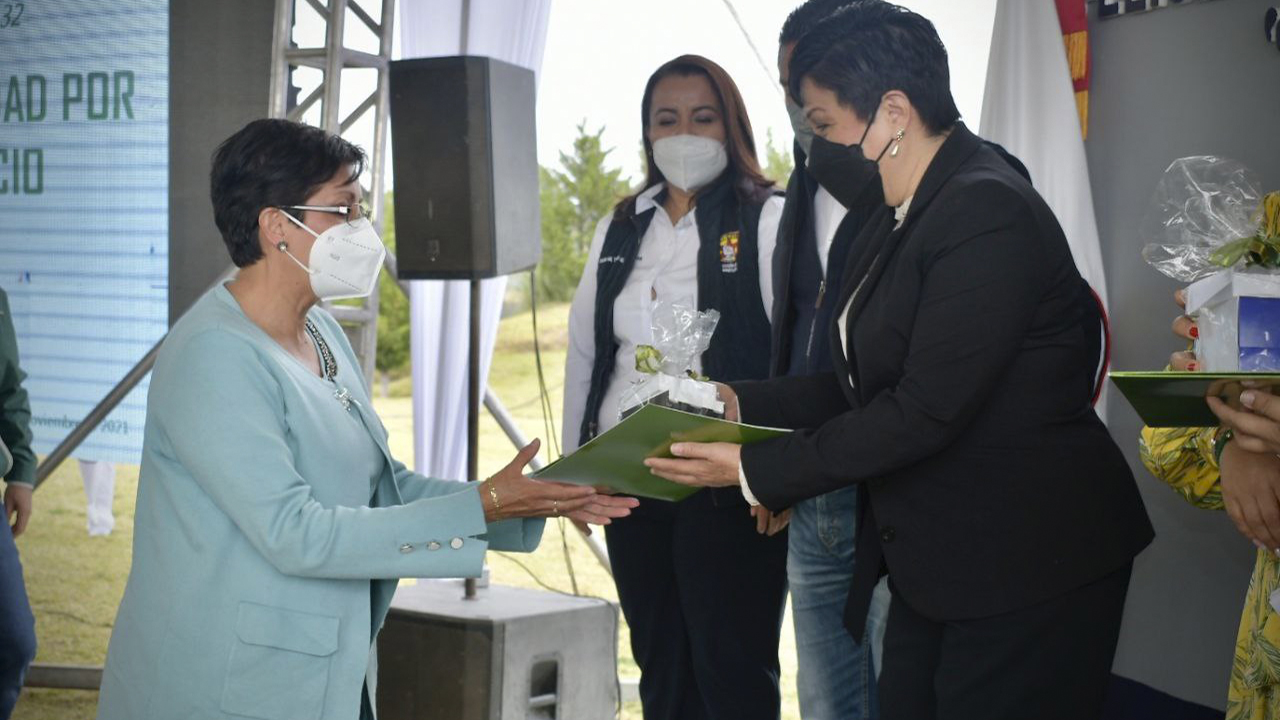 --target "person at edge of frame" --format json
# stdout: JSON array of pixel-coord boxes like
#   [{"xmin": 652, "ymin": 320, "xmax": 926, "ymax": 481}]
[{"xmin": 0, "ymin": 285, "xmax": 37, "ymax": 720}]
